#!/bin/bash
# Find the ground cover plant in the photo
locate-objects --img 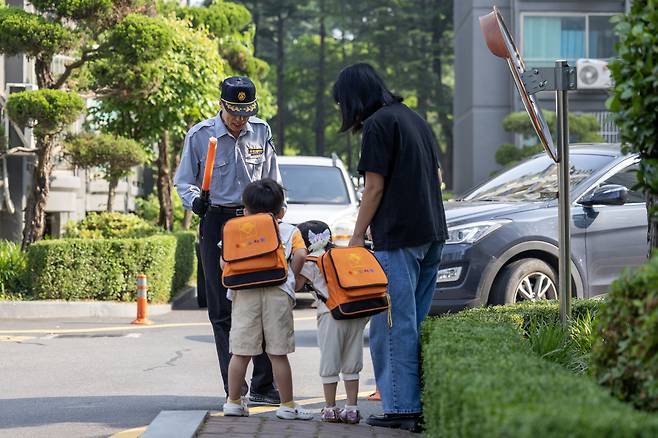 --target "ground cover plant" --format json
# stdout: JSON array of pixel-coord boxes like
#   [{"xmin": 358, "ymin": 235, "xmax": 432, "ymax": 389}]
[{"xmin": 0, "ymin": 240, "xmax": 27, "ymax": 298}]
